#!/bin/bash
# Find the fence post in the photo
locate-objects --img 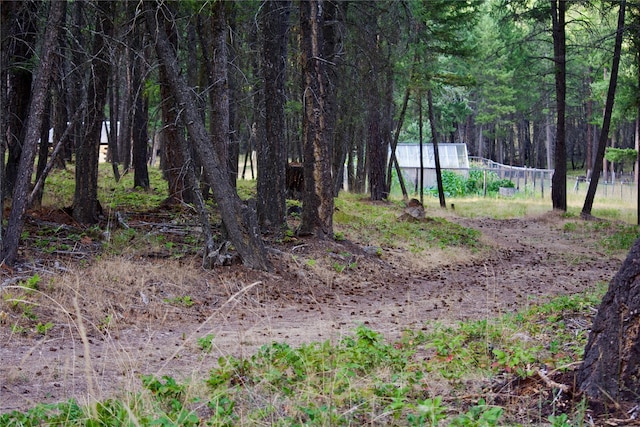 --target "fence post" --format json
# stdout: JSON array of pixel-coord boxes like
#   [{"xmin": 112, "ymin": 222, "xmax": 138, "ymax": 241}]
[{"xmin": 483, "ymin": 169, "xmax": 487, "ymax": 197}]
